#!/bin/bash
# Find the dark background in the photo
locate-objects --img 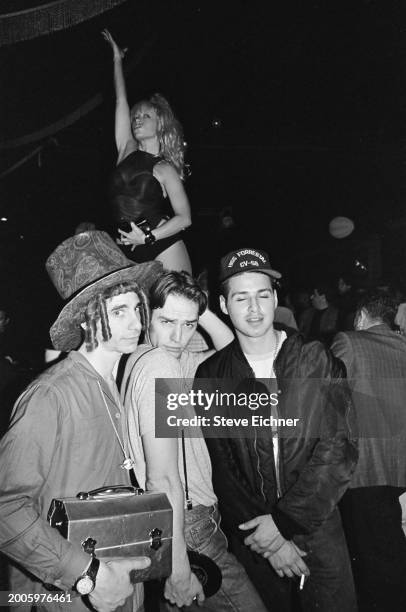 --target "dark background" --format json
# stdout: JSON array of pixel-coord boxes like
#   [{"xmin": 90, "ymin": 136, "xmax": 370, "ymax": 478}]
[{"xmin": 1, "ymin": 0, "xmax": 406, "ymax": 360}]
